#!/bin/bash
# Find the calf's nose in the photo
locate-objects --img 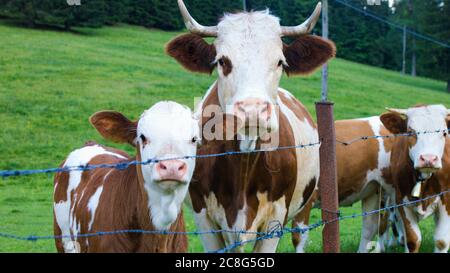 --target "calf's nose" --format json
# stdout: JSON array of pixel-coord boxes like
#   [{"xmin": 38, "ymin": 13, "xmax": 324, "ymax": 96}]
[
  {"xmin": 156, "ymin": 160, "xmax": 187, "ymax": 181},
  {"xmin": 418, "ymin": 154, "xmax": 439, "ymax": 168}
]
